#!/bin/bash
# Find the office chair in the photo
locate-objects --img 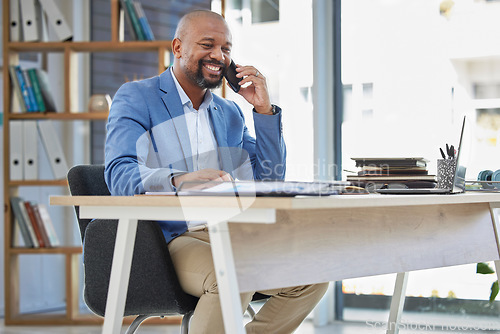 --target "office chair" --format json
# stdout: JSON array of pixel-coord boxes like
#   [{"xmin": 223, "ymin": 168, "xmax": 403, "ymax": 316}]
[
  {"xmin": 67, "ymin": 164, "xmax": 197, "ymax": 333},
  {"xmin": 67, "ymin": 164, "xmax": 264, "ymax": 333}
]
